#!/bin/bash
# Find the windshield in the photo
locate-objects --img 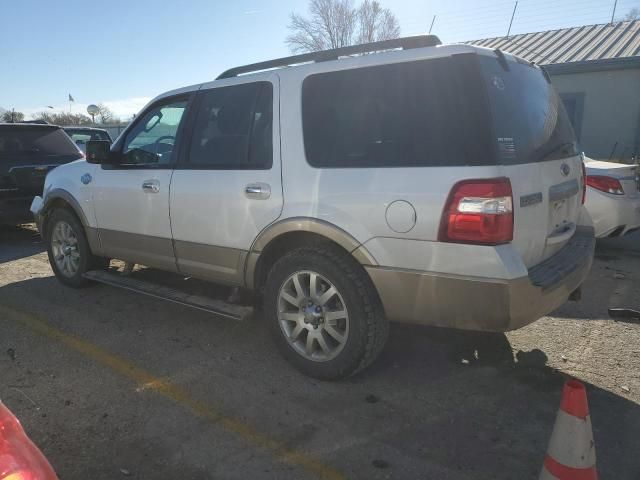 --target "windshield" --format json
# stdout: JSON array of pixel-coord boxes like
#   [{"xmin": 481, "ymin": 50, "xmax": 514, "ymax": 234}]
[
  {"xmin": 0, "ymin": 126, "xmax": 82, "ymax": 160},
  {"xmin": 479, "ymin": 55, "xmax": 578, "ymax": 164},
  {"xmin": 65, "ymin": 129, "xmax": 111, "ymax": 144}
]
